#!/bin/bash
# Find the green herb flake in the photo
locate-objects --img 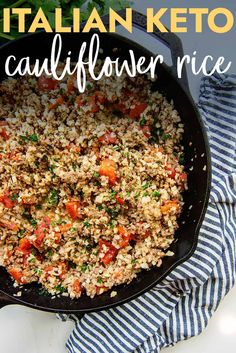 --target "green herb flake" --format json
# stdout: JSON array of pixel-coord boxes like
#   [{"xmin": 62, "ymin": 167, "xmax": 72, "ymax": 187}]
[
  {"xmin": 48, "ymin": 164, "xmax": 56, "ymax": 173},
  {"xmin": 54, "ymin": 284, "xmax": 66, "ymax": 294},
  {"xmin": 179, "ymin": 153, "xmax": 185, "ymax": 165},
  {"xmin": 86, "ymin": 83, "xmax": 93, "ymax": 90},
  {"xmin": 47, "ymin": 189, "xmax": 59, "ymax": 207},
  {"xmin": 97, "ymin": 276, "xmax": 103, "ymax": 284},
  {"xmin": 84, "ymin": 221, "xmax": 91, "ymax": 228},
  {"xmin": 10, "ymin": 193, "xmax": 18, "ymax": 201},
  {"xmin": 131, "ymin": 259, "xmax": 137, "ymax": 264},
  {"xmin": 142, "ymin": 182, "xmax": 151, "ymax": 190},
  {"xmin": 34, "ymin": 268, "xmax": 43, "ymax": 275},
  {"xmin": 139, "ymin": 115, "xmax": 146, "ymax": 126},
  {"xmin": 96, "ymin": 204, "xmax": 103, "ymax": 211},
  {"xmin": 110, "ymin": 190, "xmax": 117, "ymax": 198},
  {"xmin": 72, "ymin": 162, "xmax": 77, "ymax": 171},
  {"xmin": 152, "ymin": 191, "xmax": 161, "ymax": 197},
  {"xmin": 93, "ymin": 172, "xmax": 100, "ymax": 178},
  {"xmin": 105, "ymin": 207, "xmax": 119, "ymax": 219},
  {"xmin": 68, "ymin": 261, "xmax": 76, "ymax": 269},
  {"xmin": 29, "ymin": 134, "xmax": 39, "ymax": 143},
  {"xmin": 143, "ymin": 191, "xmax": 148, "ymax": 197},
  {"xmin": 47, "ymin": 249, "xmax": 53, "ymax": 257},
  {"xmin": 17, "ymin": 229, "xmax": 25, "ymax": 238},
  {"xmin": 30, "ymin": 219, "xmax": 38, "ymax": 228},
  {"xmin": 80, "ymin": 264, "xmax": 89, "ymax": 273},
  {"xmin": 35, "ymin": 204, "xmax": 42, "ymax": 210}
]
